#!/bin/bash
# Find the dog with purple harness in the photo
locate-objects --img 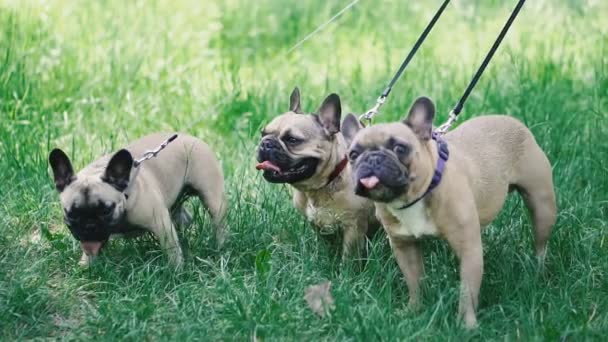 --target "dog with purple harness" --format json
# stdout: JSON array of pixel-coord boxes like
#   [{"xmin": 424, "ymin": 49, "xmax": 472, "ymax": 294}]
[{"xmin": 341, "ymin": 96, "xmax": 557, "ymax": 328}]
